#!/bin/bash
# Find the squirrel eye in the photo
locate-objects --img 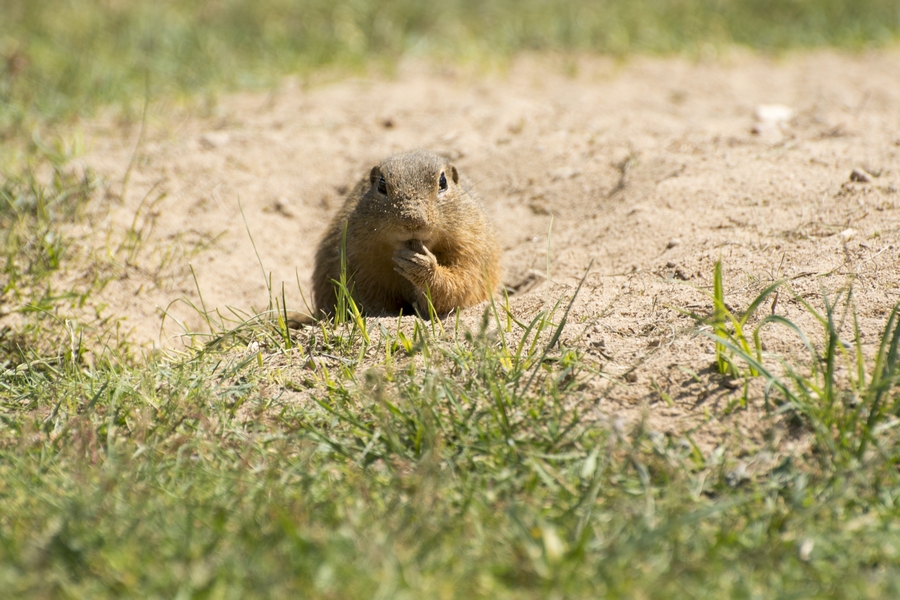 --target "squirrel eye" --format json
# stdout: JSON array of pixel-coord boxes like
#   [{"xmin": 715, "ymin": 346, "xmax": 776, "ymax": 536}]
[
  {"xmin": 439, "ymin": 171, "xmax": 448, "ymax": 191},
  {"xmin": 377, "ymin": 176, "xmax": 387, "ymax": 195}
]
